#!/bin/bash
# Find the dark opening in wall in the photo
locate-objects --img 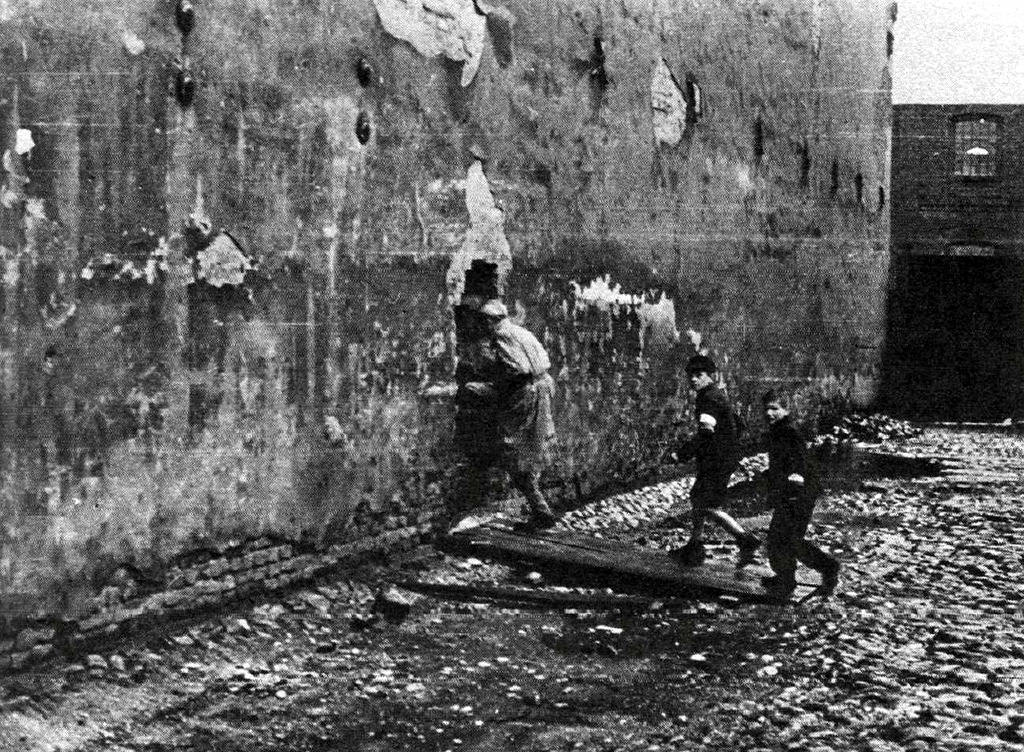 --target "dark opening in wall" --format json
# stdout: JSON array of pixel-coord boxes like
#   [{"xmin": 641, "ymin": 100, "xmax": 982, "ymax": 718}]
[
  {"xmin": 175, "ymin": 0, "xmax": 195, "ymax": 37},
  {"xmin": 878, "ymin": 185, "xmax": 886, "ymax": 210},
  {"xmin": 830, "ymin": 159, "xmax": 839, "ymax": 197},
  {"xmin": 355, "ymin": 56, "xmax": 374, "ymax": 87},
  {"xmin": 355, "ymin": 111, "xmax": 372, "ymax": 144},
  {"xmin": 588, "ymin": 36, "xmax": 609, "ymax": 110},
  {"xmin": 463, "ymin": 259, "xmax": 499, "ymax": 301},
  {"xmin": 753, "ymin": 116, "xmax": 764, "ymax": 165},
  {"xmin": 855, "ymin": 172, "xmax": 864, "ymax": 206},
  {"xmin": 685, "ymin": 75, "xmax": 702, "ymax": 125},
  {"xmin": 800, "ymin": 139, "xmax": 811, "ymax": 188},
  {"xmin": 886, "ymin": 30, "xmax": 894, "ymax": 58}
]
